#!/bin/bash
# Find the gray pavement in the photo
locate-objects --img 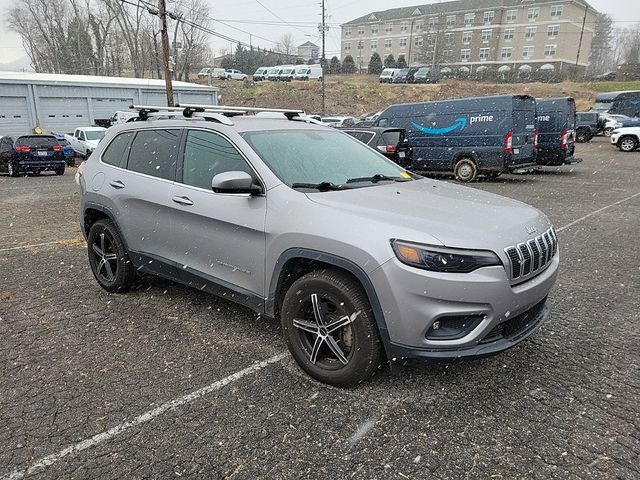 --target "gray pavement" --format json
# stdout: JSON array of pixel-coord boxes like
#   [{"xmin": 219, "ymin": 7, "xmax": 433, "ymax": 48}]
[{"xmin": 0, "ymin": 137, "xmax": 638, "ymax": 479}]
